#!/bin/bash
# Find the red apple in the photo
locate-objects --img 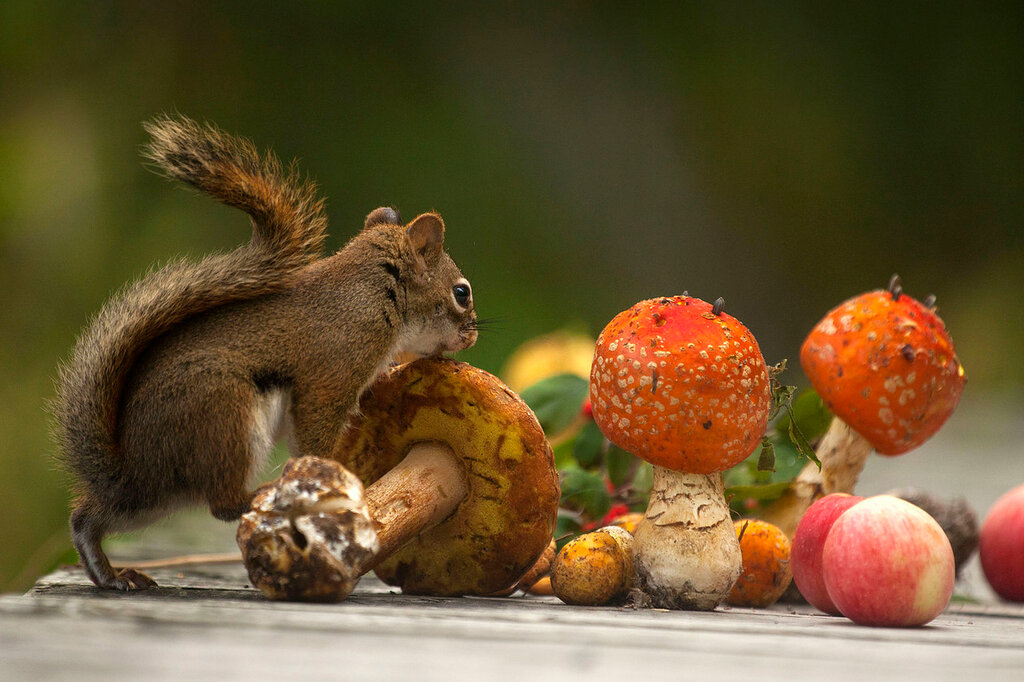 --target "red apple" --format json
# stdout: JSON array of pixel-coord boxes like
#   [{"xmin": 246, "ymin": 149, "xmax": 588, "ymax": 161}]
[
  {"xmin": 822, "ymin": 495, "xmax": 955, "ymax": 627},
  {"xmin": 790, "ymin": 493, "xmax": 864, "ymax": 614},
  {"xmin": 979, "ymin": 483, "xmax": 1024, "ymax": 602}
]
